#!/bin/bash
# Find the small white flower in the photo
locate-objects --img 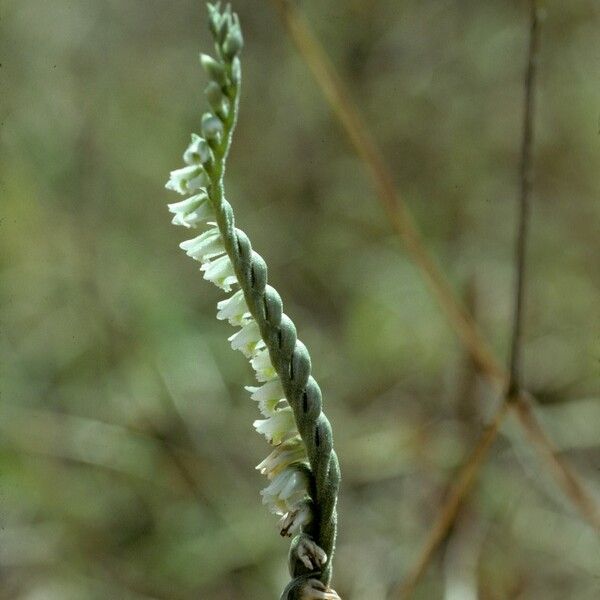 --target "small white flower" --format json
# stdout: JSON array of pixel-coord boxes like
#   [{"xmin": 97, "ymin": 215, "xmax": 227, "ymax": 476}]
[
  {"xmin": 256, "ymin": 436, "xmax": 307, "ymax": 479},
  {"xmin": 180, "ymin": 227, "xmax": 225, "ymax": 262},
  {"xmin": 245, "ymin": 379, "xmax": 285, "ymax": 416},
  {"xmin": 168, "ymin": 194, "xmax": 202, "ymax": 215},
  {"xmin": 183, "ymin": 133, "xmax": 212, "ymax": 165},
  {"xmin": 253, "ymin": 406, "xmax": 297, "ymax": 445},
  {"xmin": 260, "ymin": 466, "xmax": 310, "ymax": 515},
  {"xmin": 216, "ymin": 289, "xmax": 250, "ymax": 326},
  {"xmin": 165, "ymin": 165, "xmax": 208, "ymax": 195},
  {"xmin": 168, "ymin": 193, "xmax": 214, "ymax": 228},
  {"xmin": 200, "ymin": 254, "xmax": 238, "ymax": 292},
  {"xmin": 250, "ymin": 347, "xmax": 277, "ymax": 382},
  {"xmin": 278, "ymin": 501, "xmax": 313, "ymax": 537},
  {"xmin": 228, "ymin": 319, "xmax": 262, "ymax": 357}
]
